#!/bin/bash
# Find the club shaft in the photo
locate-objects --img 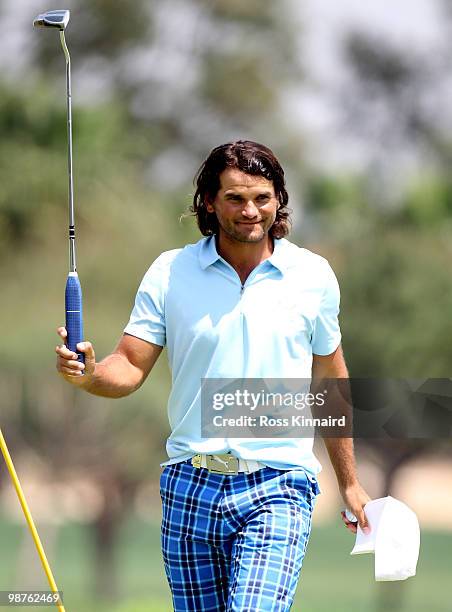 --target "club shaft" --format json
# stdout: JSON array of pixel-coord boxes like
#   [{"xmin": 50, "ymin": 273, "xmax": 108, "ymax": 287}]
[
  {"xmin": 60, "ymin": 30, "xmax": 76, "ymax": 273},
  {"xmin": 60, "ymin": 30, "xmax": 84, "ymax": 365},
  {"xmin": 0, "ymin": 429, "xmax": 65, "ymax": 612}
]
